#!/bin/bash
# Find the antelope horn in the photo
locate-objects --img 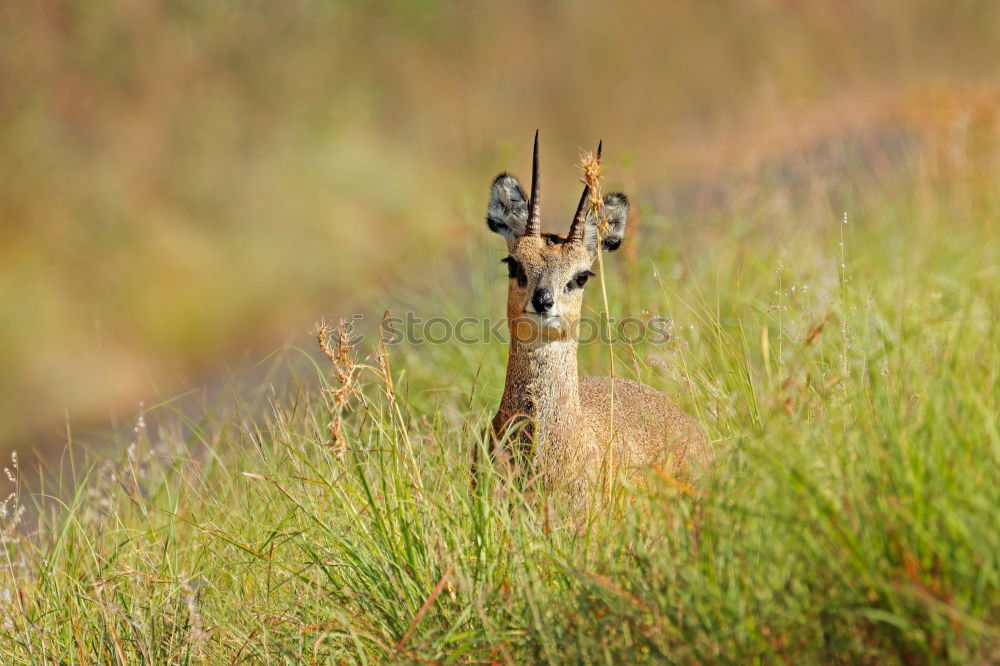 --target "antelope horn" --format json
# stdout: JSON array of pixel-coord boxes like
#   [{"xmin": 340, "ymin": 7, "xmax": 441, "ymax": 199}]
[
  {"xmin": 525, "ymin": 129, "xmax": 541, "ymax": 236},
  {"xmin": 567, "ymin": 139, "xmax": 602, "ymax": 242}
]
